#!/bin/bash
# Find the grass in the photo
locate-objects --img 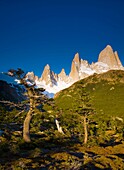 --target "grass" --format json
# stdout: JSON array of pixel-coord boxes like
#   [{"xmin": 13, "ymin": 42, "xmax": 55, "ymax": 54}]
[{"xmin": 87, "ymin": 81, "xmax": 124, "ymax": 118}]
